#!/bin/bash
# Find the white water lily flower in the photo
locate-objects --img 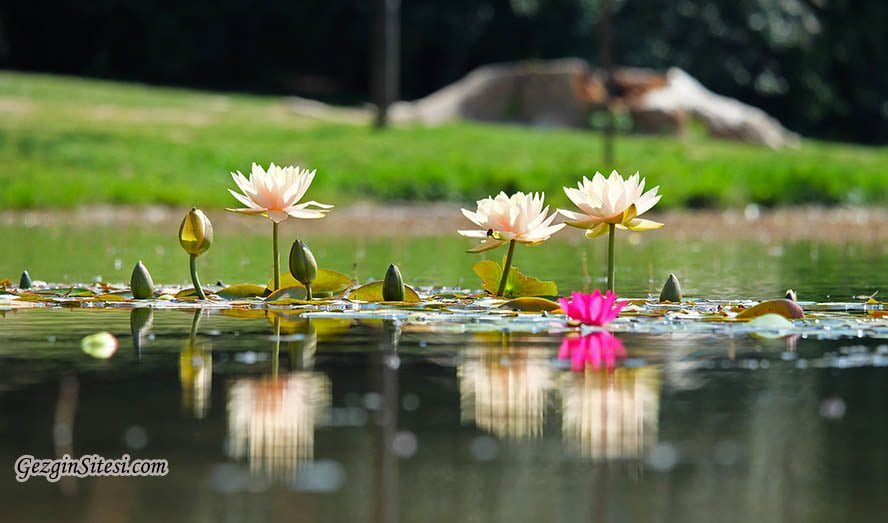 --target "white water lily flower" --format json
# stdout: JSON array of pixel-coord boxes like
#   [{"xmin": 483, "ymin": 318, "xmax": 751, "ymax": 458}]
[
  {"xmin": 558, "ymin": 170, "xmax": 663, "ymax": 238},
  {"xmin": 459, "ymin": 191, "xmax": 565, "ymax": 252},
  {"xmin": 227, "ymin": 162, "xmax": 333, "ymax": 223}
]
